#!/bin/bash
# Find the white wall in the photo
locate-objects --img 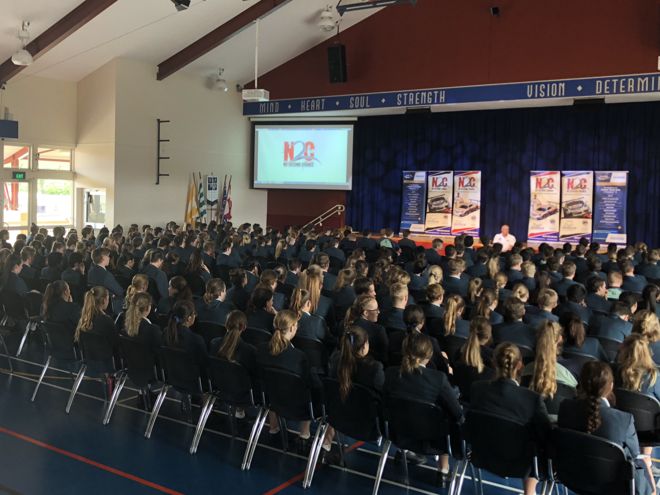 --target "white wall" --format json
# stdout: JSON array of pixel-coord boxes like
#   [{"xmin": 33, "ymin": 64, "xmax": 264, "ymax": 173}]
[{"xmin": 113, "ymin": 58, "xmax": 266, "ymax": 227}]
